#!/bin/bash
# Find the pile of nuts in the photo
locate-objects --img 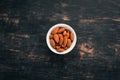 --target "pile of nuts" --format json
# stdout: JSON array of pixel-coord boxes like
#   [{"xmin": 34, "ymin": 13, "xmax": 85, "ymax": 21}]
[{"xmin": 49, "ymin": 27, "xmax": 74, "ymax": 52}]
